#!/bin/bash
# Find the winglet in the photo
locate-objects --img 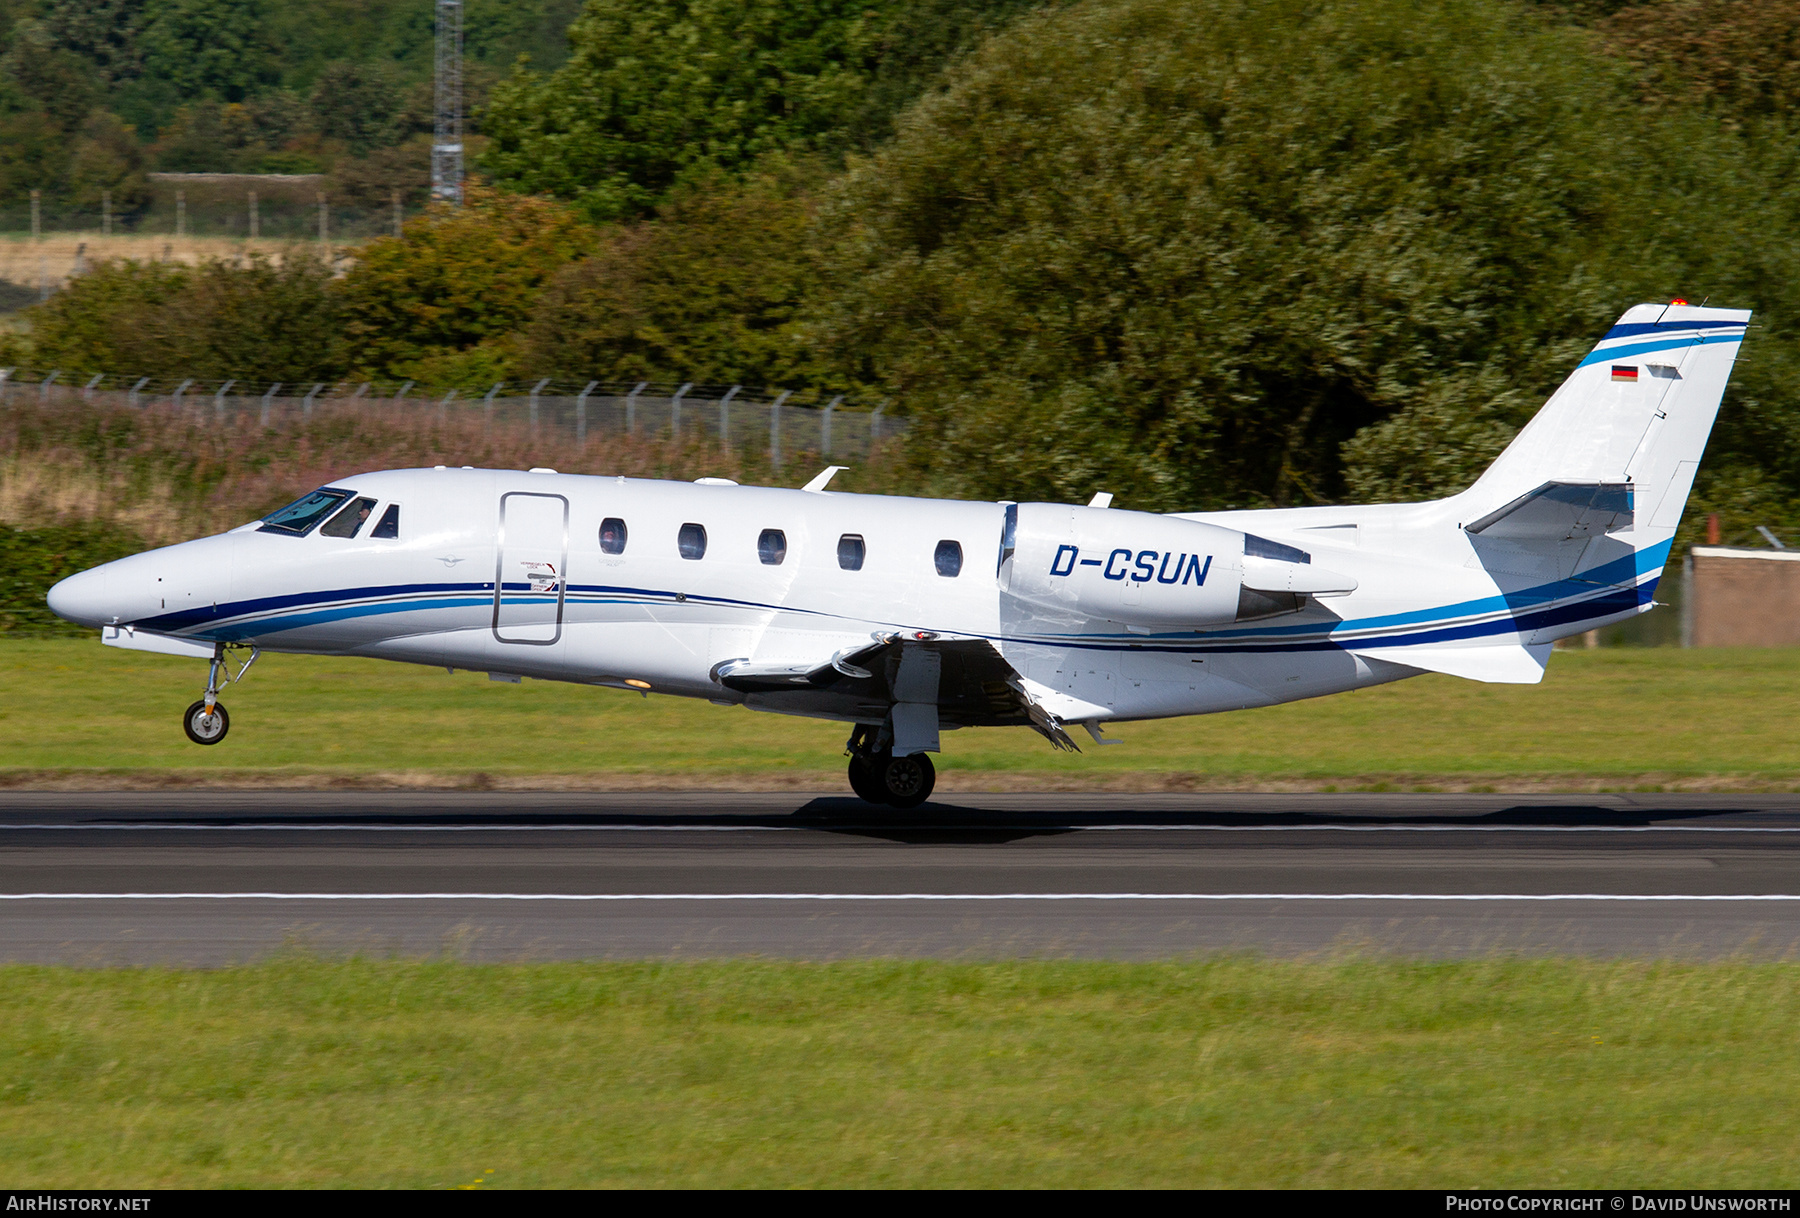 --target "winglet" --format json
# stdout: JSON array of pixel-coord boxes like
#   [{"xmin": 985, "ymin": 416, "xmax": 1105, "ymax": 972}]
[{"xmin": 803, "ymin": 466, "xmax": 848, "ymax": 493}]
